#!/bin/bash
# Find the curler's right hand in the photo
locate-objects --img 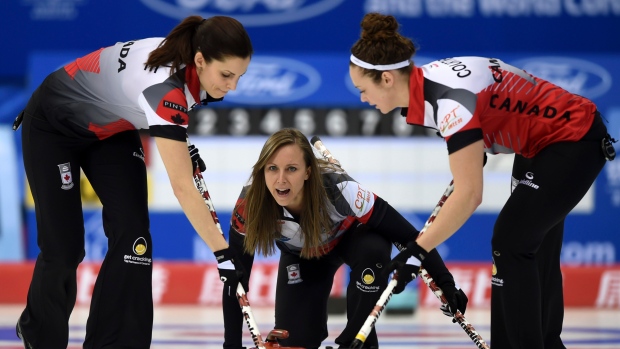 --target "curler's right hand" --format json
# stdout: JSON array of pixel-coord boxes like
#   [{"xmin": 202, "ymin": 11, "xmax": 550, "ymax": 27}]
[{"xmin": 214, "ymin": 248, "xmax": 248, "ymax": 297}]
